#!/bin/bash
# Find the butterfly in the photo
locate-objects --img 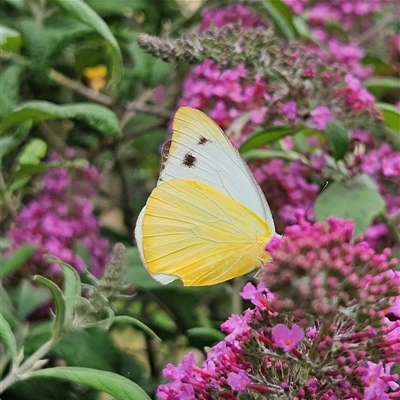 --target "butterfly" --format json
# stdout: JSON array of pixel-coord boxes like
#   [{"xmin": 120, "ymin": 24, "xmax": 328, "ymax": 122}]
[{"xmin": 135, "ymin": 107, "xmax": 275, "ymax": 286}]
